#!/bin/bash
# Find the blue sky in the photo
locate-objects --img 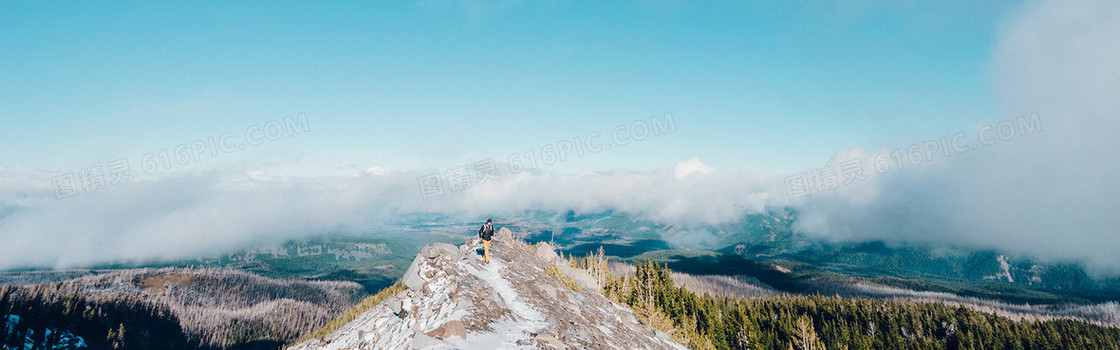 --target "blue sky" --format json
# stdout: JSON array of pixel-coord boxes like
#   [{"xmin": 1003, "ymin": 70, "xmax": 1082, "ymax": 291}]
[
  {"xmin": 4, "ymin": 1, "xmax": 1120, "ymax": 272},
  {"xmin": 2, "ymin": 1, "xmax": 1016, "ymax": 176}
]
